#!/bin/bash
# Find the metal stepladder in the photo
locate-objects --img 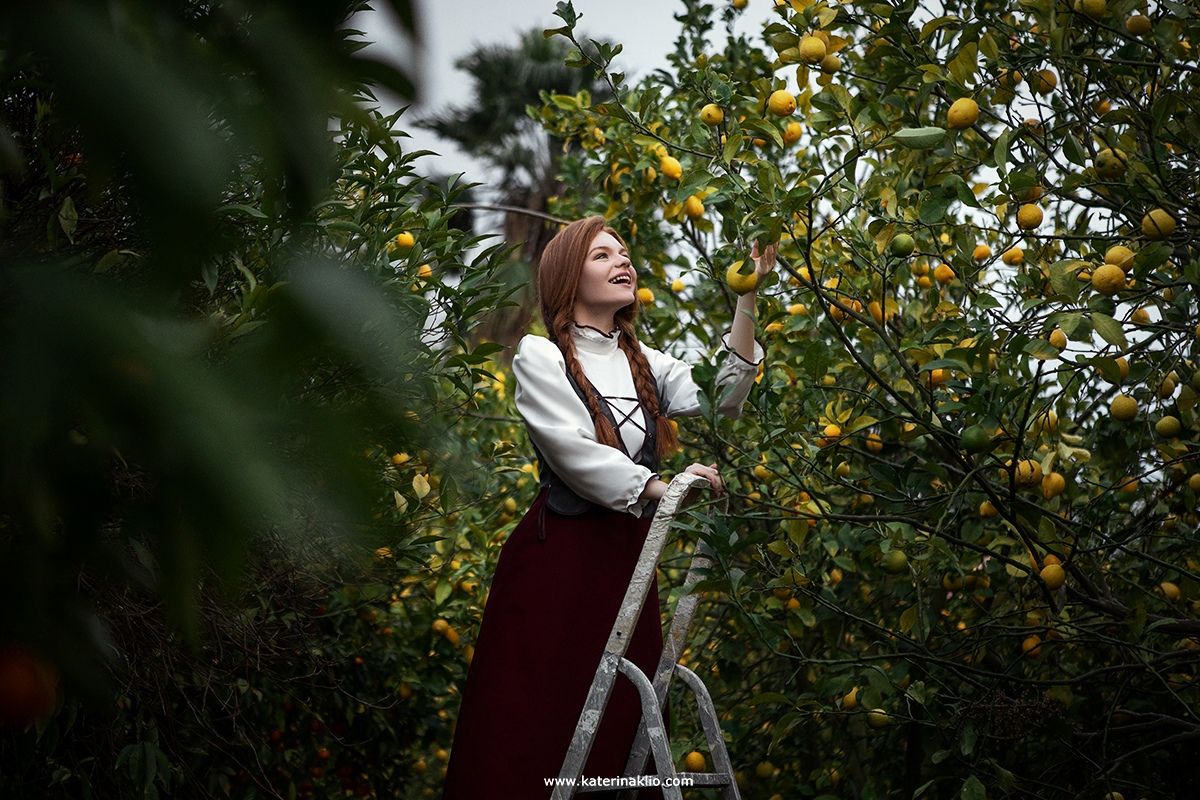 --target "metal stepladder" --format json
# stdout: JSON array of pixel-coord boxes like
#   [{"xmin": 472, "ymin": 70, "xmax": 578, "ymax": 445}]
[{"xmin": 550, "ymin": 473, "xmax": 741, "ymax": 800}]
